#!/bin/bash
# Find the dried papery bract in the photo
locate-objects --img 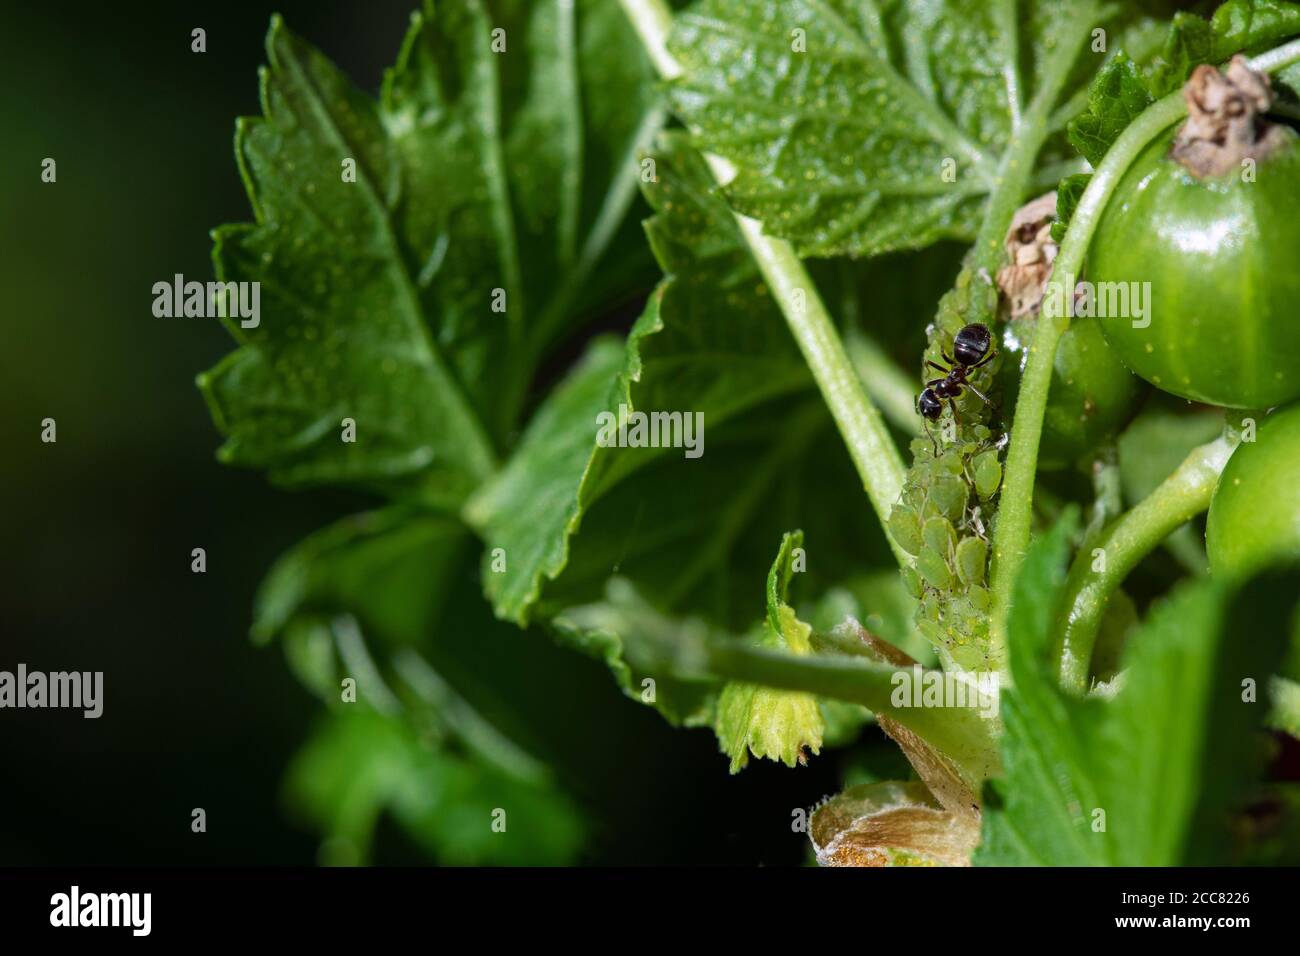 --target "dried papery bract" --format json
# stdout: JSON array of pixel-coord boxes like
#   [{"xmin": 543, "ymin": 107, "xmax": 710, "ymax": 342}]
[
  {"xmin": 810, "ymin": 781, "xmax": 979, "ymax": 867},
  {"xmin": 806, "ymin": 619, "xmax": 982, "ymax": 867}
]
